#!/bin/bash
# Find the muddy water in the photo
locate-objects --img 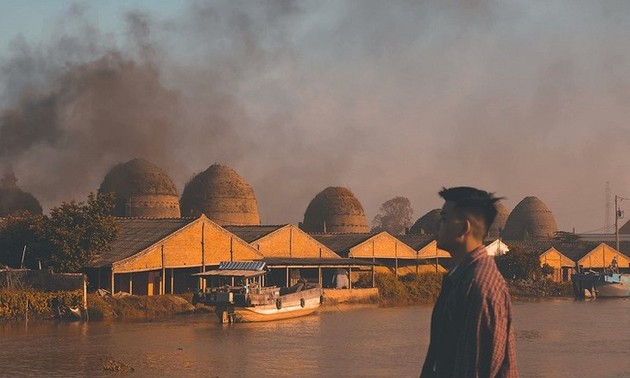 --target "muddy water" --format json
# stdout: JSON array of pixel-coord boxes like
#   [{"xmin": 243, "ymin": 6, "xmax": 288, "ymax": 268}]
[{"xmin": 1, "ymin": 300, "xmax": 629, "ymax": 377}]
